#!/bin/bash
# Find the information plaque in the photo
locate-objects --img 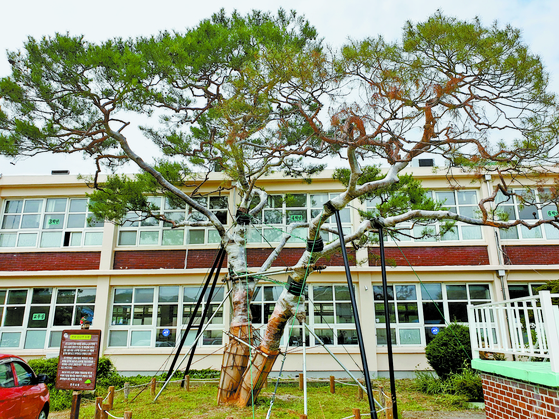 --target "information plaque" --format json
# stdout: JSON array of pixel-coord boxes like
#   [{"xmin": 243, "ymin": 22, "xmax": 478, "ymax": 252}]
[{"xmin": 56, "ymin": 329, "xmax": 101, "ymax": 391}]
